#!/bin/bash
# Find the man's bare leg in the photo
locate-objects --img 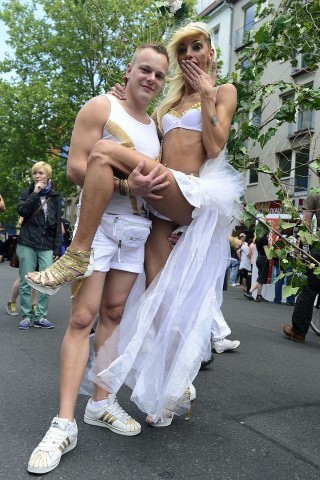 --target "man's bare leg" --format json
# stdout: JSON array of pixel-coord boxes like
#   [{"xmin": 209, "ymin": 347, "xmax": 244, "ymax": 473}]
[
  {"xmin": 59, "ymin": 272, "xmax": 106, "ymax": 420},
  {"xmin": 92, "ymin": 269, "xmax": 138, "ymax": 401}
]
